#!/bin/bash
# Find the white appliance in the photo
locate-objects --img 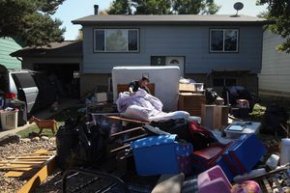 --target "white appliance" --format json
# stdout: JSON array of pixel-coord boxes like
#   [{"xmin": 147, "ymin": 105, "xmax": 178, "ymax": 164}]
[{"xmin": 112, "ymin": 66, "xmax": 181, "ymax": 111}]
